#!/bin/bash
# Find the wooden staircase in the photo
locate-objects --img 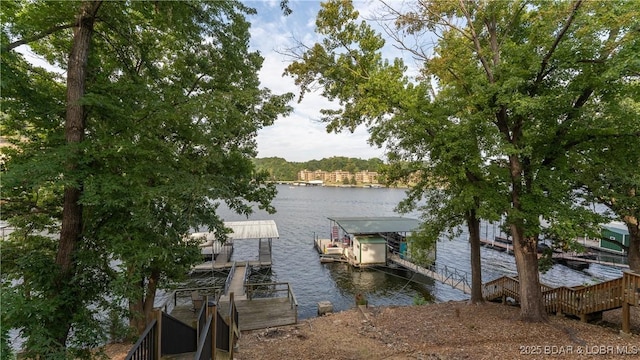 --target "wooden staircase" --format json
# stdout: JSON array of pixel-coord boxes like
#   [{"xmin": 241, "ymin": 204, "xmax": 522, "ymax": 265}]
[{"xmin": 483, "ymin": 271, "xmax": 640, "ymax": 332}]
